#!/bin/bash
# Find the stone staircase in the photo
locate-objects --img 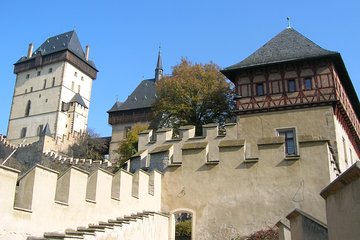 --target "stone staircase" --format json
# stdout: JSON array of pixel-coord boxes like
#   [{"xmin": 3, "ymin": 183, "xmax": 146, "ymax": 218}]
[{"xmin": 27, "ymin": 211, "xmax": 169, "ymax": 240}]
